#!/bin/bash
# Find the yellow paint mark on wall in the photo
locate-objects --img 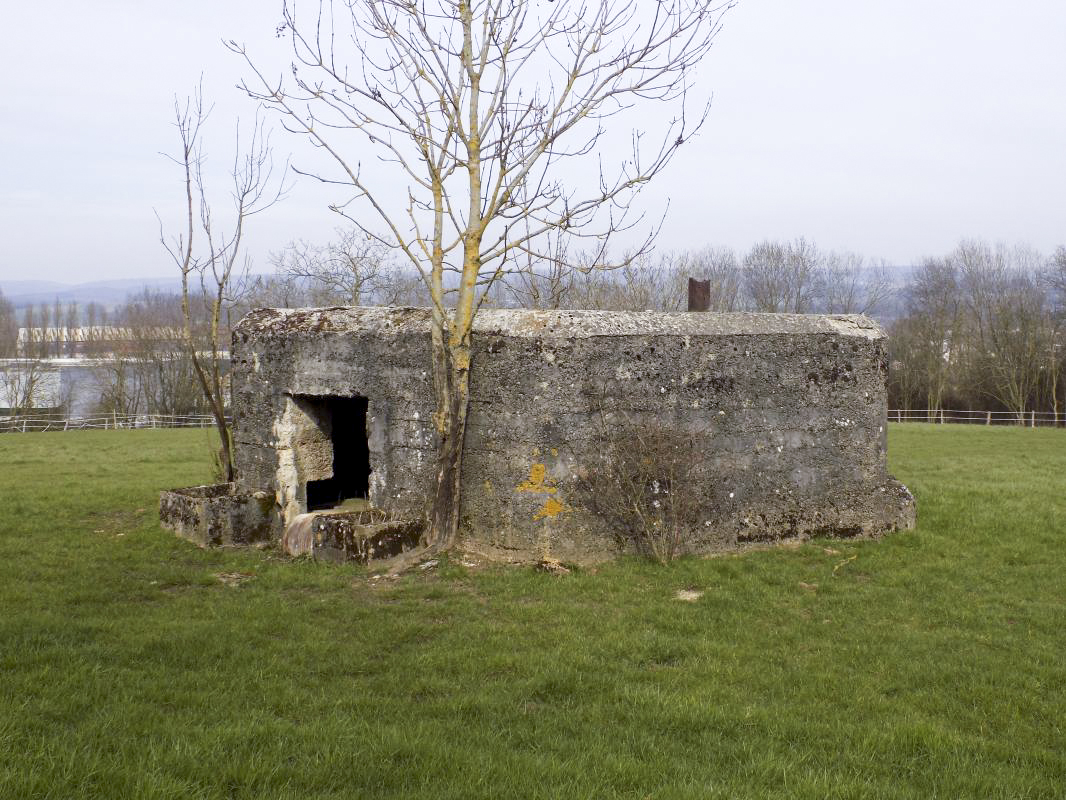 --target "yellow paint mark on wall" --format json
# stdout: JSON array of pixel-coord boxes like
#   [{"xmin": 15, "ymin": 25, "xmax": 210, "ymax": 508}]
[
  {"xmin": 534, "ymin": 496, "xmax": 569, "ymax": 521},
  {"xmin": 516, "ymin": 463, "xmax": 557, "ymax": 494},
  {"xmin": 516, "ymin": 457, "xmax": 570, "ymax": 521}
]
